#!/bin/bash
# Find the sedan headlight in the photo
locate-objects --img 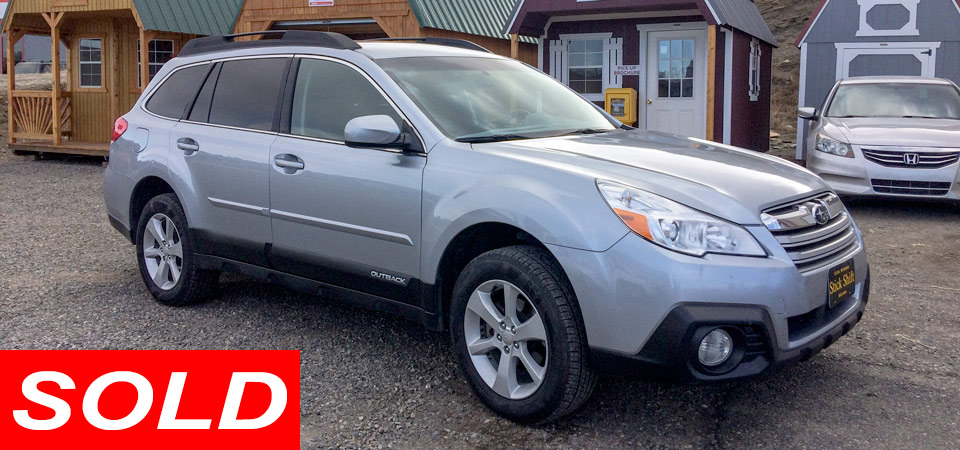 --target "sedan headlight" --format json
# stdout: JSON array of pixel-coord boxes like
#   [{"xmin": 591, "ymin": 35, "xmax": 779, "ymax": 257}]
[
  {"xmin": 815, "ymin": 134, "xmax": 853, "ymax": 158},
  {"xmin": 597, "ymin": 180, "xmax": 766, "ymax": 257}
]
